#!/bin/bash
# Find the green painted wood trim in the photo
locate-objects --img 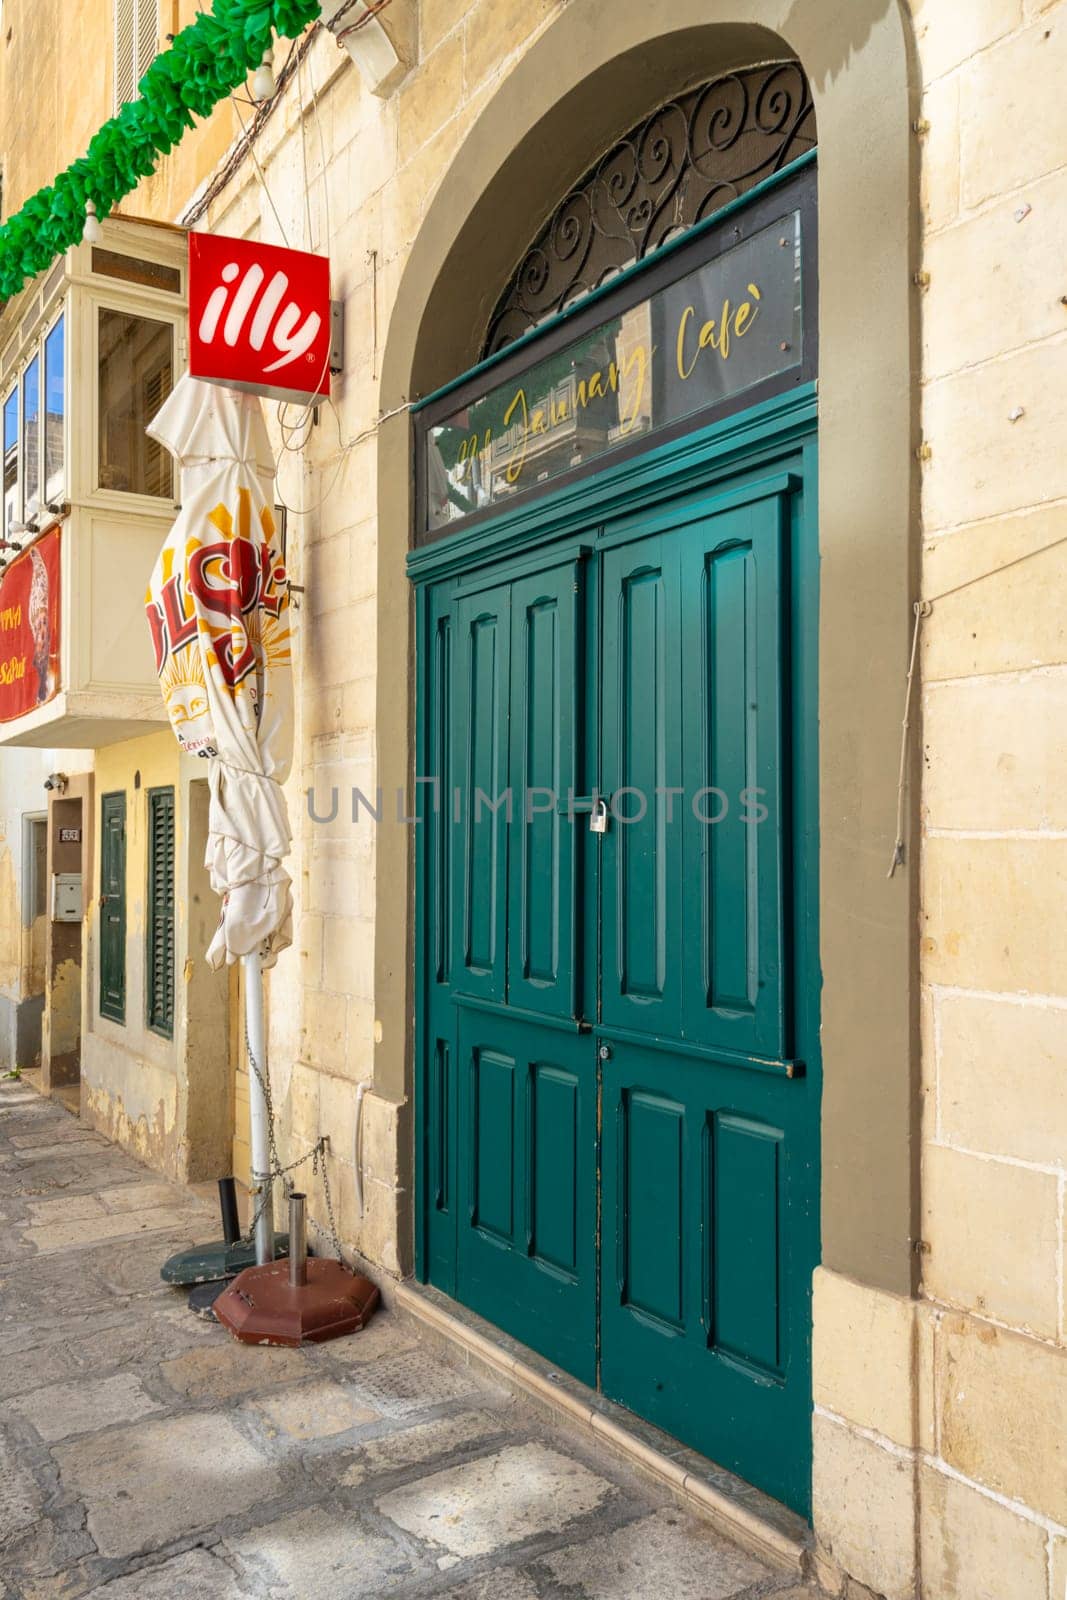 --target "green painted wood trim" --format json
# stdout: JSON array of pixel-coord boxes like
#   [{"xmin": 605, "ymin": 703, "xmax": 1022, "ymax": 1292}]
[
  {"xmin": 413, "ymin": 581, "xmax": 430, "ymax": 1280},
  {"xmin": 410, "ymin": 149, "xmax": 818, "ymax": 415},
  {"xmin": 408, "ymin": 383, "xmax": 817, "ymax": 585},
  {"xmin": 454, "ymin": 992, "xmax": 592, "ymax": 1037},
  {"xmin": 594, "ymin": 1021, "xmax": 801, "ymax": 1079}
]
